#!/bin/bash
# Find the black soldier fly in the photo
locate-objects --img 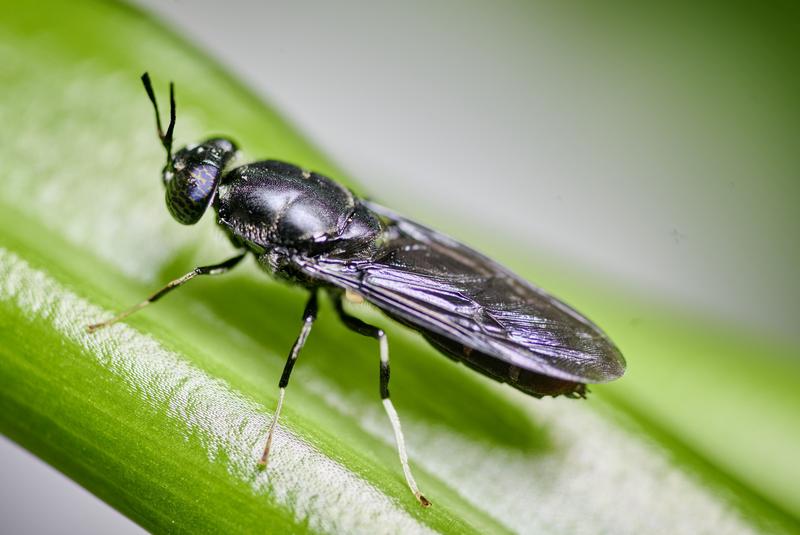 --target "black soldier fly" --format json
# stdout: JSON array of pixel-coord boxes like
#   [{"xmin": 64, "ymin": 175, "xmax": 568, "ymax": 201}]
[{"xmin": 88, "ymin": 73, "xmax": 626, "ymax": 508}]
